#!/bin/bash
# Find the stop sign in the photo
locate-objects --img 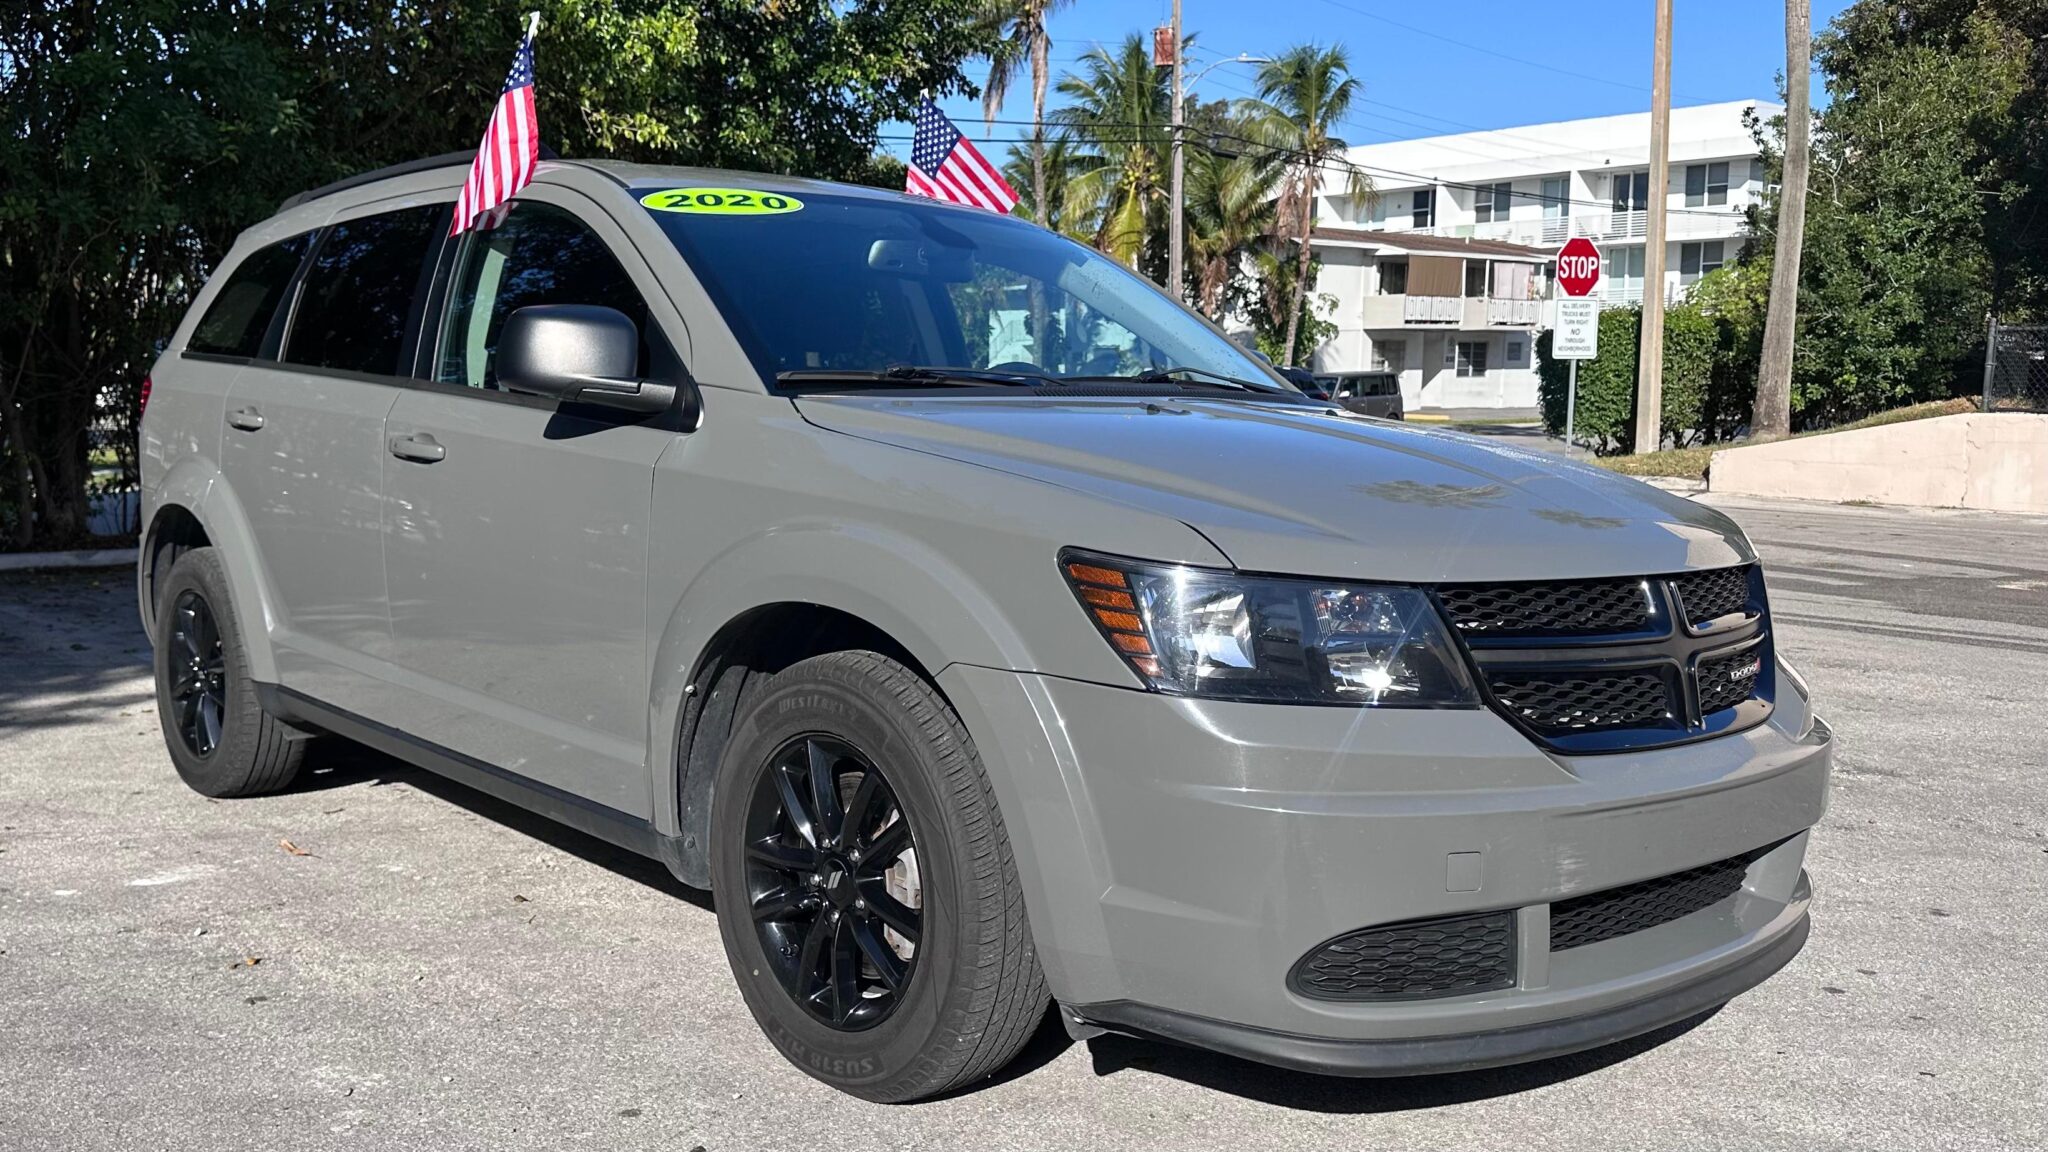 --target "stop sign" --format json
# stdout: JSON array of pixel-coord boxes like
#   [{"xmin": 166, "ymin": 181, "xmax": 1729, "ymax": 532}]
[{"xmin": 1555, "ymin": 237, "xmax": 1602, "ymax": 297}]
